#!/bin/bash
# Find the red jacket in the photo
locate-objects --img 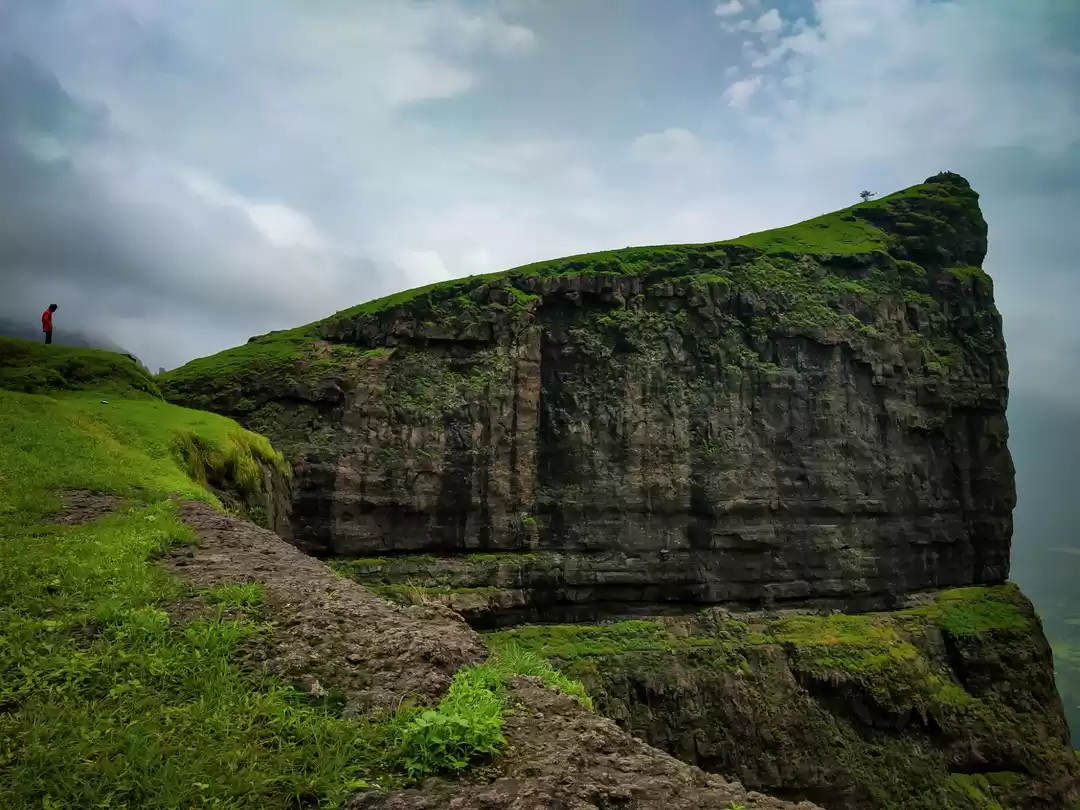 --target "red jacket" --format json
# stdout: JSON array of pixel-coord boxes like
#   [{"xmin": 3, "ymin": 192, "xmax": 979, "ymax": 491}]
[{"xmin": 42, "ymin": 309, "xmax": 53, "ymax": 332}]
